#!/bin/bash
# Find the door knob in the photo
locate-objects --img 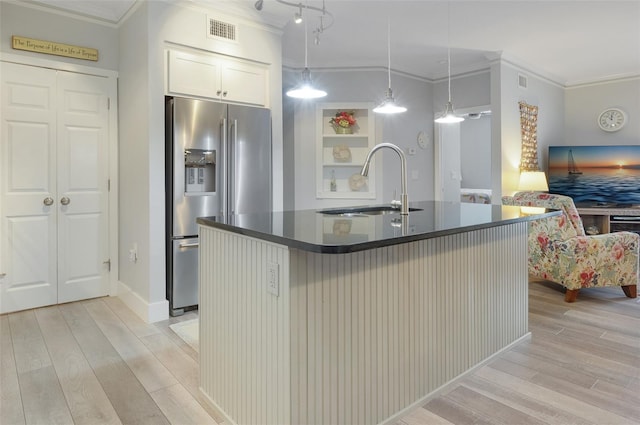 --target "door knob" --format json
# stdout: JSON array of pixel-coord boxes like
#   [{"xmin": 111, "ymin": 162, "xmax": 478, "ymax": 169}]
[
  {"xmin": 43, "ymin": 197, "xmax": 54, "ymax": 206},
  {"xmin": 60, "ymin": 196, "xmax": 70, "ymax": 206}
]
